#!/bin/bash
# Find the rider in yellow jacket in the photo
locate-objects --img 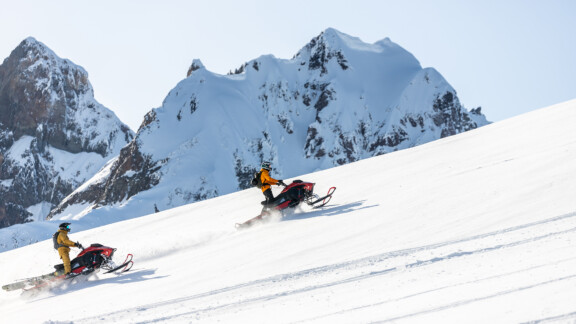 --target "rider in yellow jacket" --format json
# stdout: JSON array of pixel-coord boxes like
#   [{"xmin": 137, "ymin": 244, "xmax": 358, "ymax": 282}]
[
  {"xmin": 260, "ymin": 161, "xmax": 285, "ymax": 204},
  {"xmin": 55, "ymin": 223, "xmax": 82, "ymax": 276}
]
